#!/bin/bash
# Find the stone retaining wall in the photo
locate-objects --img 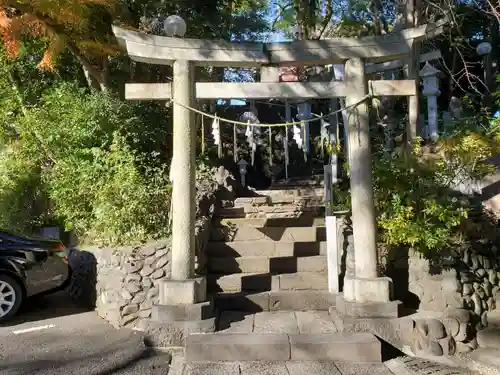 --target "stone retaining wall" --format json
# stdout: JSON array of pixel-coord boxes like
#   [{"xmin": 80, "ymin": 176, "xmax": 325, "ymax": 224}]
[
  {"xmin": 388, "ymin": 248, "xmax": 500, "ymax": 322},
  {"xmin": 383, "ymin": 247, "xmax": 500, "ymax": 357},
  {"xmin": 69, "ymin": 219, "xmax": 214, "ymax": 328},
  {"xmin": 69, "ymin": 238, "xmax": 172, "ymax": 328}
]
